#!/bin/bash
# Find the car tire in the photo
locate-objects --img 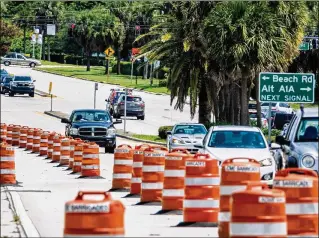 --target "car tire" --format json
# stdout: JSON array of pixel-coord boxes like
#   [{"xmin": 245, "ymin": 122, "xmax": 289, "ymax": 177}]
[
  {"xmin": 4, "ymin": 61, "xmax": 10, "ymax": 66},
  {"xmin": 105, "ymin": 146, "xmax": 115, "ymax": 154},
  {"xmin": 287, "ymin": 157, "xmax": 298, "ymax": 168},
  {"xmin": 30, "ymin": 62, "xmax": 36, "ymax": 68},
  {"xmin": 29, "ymin": 92, "xmax": 35, "ymax": 97},
  {"xmin": 9, "ymin": 92, "xmax": 14, "ymax": 97},
  {"xmin": 138, "ymin": 116, "xmax": 145, "ymax": 120},
  {"xmin": 110, "ymin": 108, "xmax": 114, "ymax": 116}
]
